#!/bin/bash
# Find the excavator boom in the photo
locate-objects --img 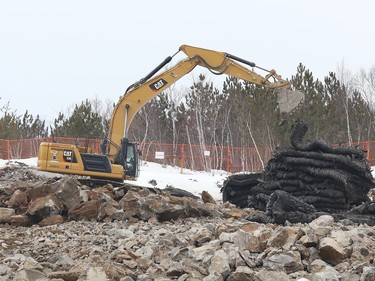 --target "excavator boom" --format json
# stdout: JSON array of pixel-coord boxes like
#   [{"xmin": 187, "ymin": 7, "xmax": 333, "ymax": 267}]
[{"xmin": 107, "ymin": 44, "xmax": 303, "ymax": 159}]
